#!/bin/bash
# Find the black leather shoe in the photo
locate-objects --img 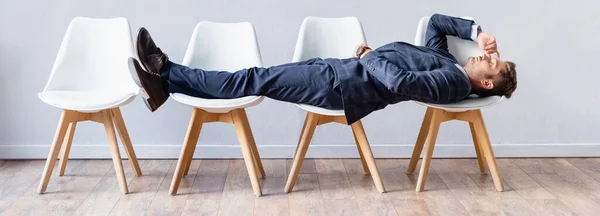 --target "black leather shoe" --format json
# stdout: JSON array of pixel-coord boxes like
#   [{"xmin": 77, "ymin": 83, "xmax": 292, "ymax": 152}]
[
  {"xmin": 136, "ymin": 27, "xmax": 169, "ymax": 75},
  {"xmin": 128, "ymin": 57, "xmax": 168, "ymax": 111}
]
